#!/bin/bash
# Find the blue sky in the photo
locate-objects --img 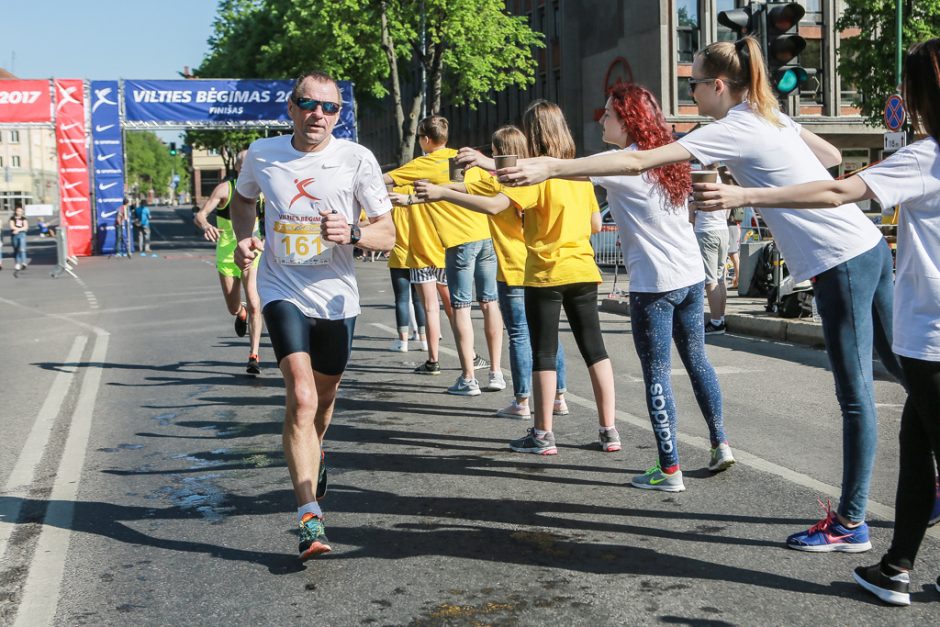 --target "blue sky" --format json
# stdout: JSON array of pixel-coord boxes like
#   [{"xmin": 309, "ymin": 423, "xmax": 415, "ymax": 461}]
[{"xmin": 3, "ymin": 1, "xmax": 219, "ymax": 80}]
